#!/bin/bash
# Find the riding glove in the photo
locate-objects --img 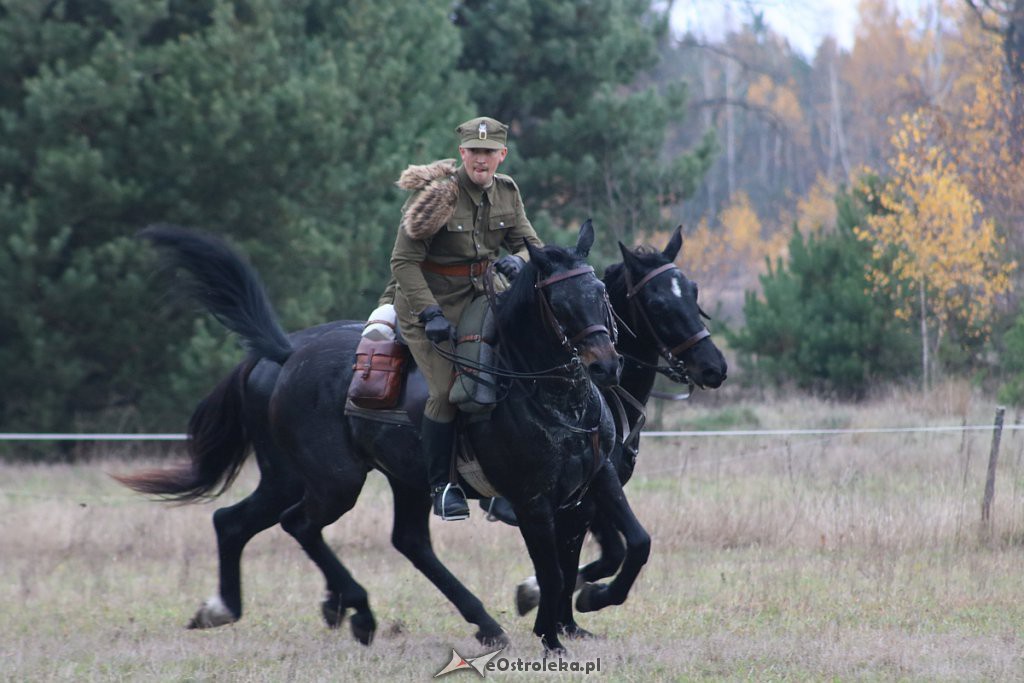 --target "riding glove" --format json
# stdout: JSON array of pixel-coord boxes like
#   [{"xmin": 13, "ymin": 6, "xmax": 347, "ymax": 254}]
[
  {"xmin": 420, "ymin": 304, "xmax": 455, "ymax": 344},
  {"xmin": 494, "ymin": 255, "xmax": 525, "ymax": 280}
]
